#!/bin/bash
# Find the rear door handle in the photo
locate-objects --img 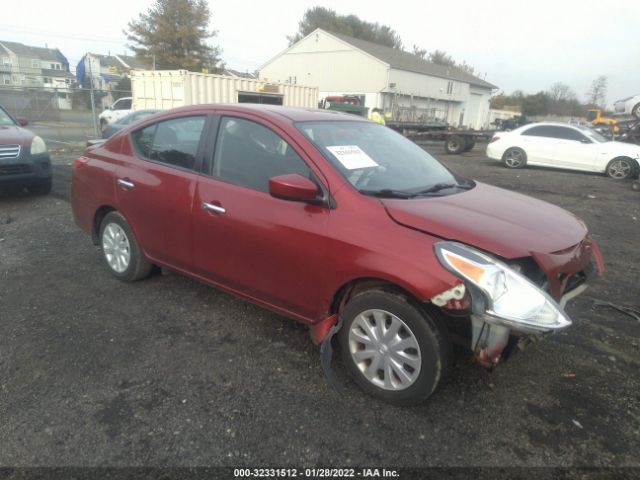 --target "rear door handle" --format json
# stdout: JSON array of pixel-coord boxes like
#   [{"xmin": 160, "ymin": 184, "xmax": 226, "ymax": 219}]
[
  {"xmin": 117, "ymin": 178, "xmax": 135, "ymax": 189},
  {"xmin": 202, "ymin": 202, "xmax": 226, "ymax": 214}
]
